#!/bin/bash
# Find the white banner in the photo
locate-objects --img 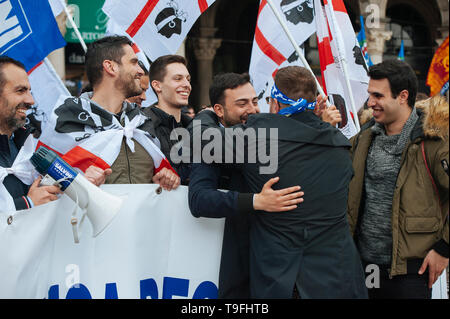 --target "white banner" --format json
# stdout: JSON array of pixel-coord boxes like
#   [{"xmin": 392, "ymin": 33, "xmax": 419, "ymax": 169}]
[{"xmin": 0, "ymin": 184, "xmax": 224, "ymax": 299}]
